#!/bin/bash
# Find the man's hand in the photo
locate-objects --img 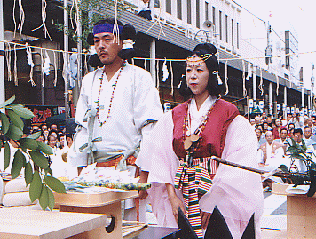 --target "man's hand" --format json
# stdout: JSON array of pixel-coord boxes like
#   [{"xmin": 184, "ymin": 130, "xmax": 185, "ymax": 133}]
[{"xmin": 137, "ymin": 170, "xmax": 149, "ymax": 199}]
